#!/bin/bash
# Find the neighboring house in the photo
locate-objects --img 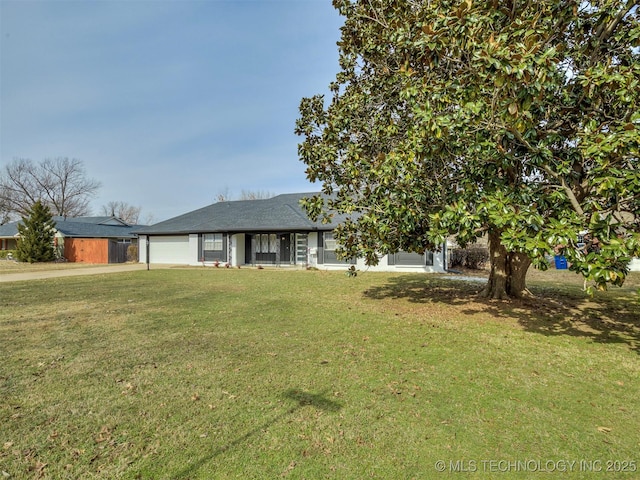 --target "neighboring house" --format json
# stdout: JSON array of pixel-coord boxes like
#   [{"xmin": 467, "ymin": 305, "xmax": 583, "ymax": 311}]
[
  {"xmin": 0, "ymin": 216, "xmax": 140, "ymax": 263},
  {"xmin": 0, "ymin": 227, "xmax": 18, "ymax": 252},
  {"xmin": 134, "ymin": 192, "xmax": 447, "ymax": 273}
]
